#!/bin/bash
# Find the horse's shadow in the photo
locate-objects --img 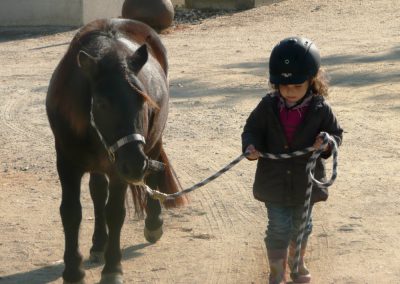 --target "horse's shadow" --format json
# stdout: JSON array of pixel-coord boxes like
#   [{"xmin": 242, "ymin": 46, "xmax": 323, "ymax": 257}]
[{"xmin": 0, "ymin": 243, "xmax": 151, "ymax": 284}]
